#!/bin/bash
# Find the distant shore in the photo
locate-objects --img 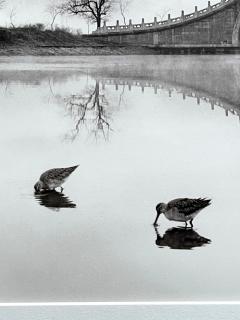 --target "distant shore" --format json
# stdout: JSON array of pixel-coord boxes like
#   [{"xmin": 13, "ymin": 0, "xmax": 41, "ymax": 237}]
[
  {"xmin": 1, "ymin": 45, "xmax": 240, "ymax": 56},
  {"xmin": 0, "ymin": 26, "xmax": 158, "ymax": 56},
  {"xmin": 0, "ymin": 44, "xmax": 159, "ymax": 56},
  {"xmin": 0, "ymin": 26, "xmax": 239, "ymax": 56}
]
